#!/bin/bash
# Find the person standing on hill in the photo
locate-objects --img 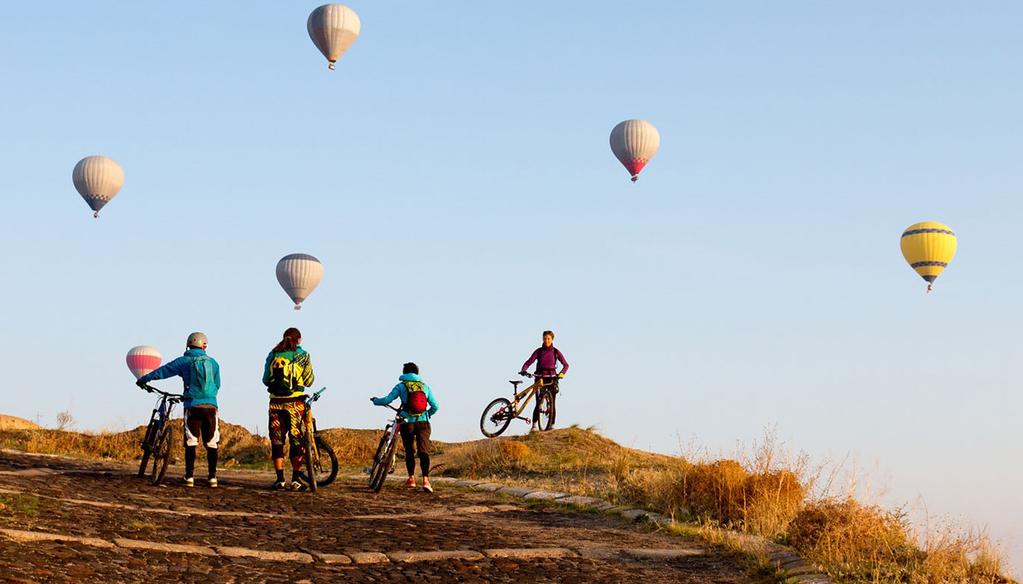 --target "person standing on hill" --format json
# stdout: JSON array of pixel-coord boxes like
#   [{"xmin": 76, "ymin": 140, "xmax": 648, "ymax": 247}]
[
  {"xmin": 519, "ymin": 330, "xmax": 569, "ymax": 432},
  {"xmin": 371, "ymin": 362, "xmax": 439, "ymax": 493},
  {"xmin": 136, "ymin": 332, "xmax": 221, "ymax": 488},
  {"xmin": 263, "ymin": 327, "xmax": 315, "ymax": 491}
]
